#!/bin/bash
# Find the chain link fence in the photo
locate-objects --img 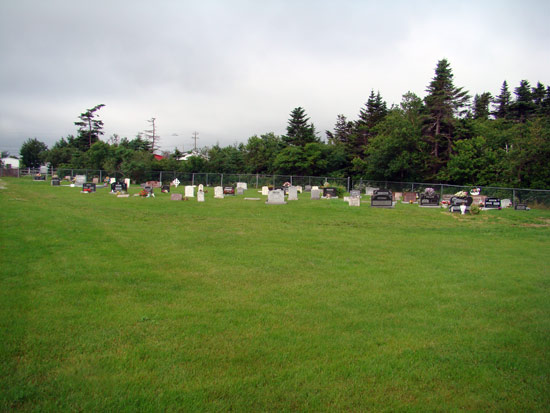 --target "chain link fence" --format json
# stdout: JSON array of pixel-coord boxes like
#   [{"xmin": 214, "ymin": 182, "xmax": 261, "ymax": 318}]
[
  {"xmin": 352, "ymin": 179, "xmax": 550, "ymax": 207},
  {"xmin": 5, "ymin": 167, "xmax": 550, "ymax": 207}
]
